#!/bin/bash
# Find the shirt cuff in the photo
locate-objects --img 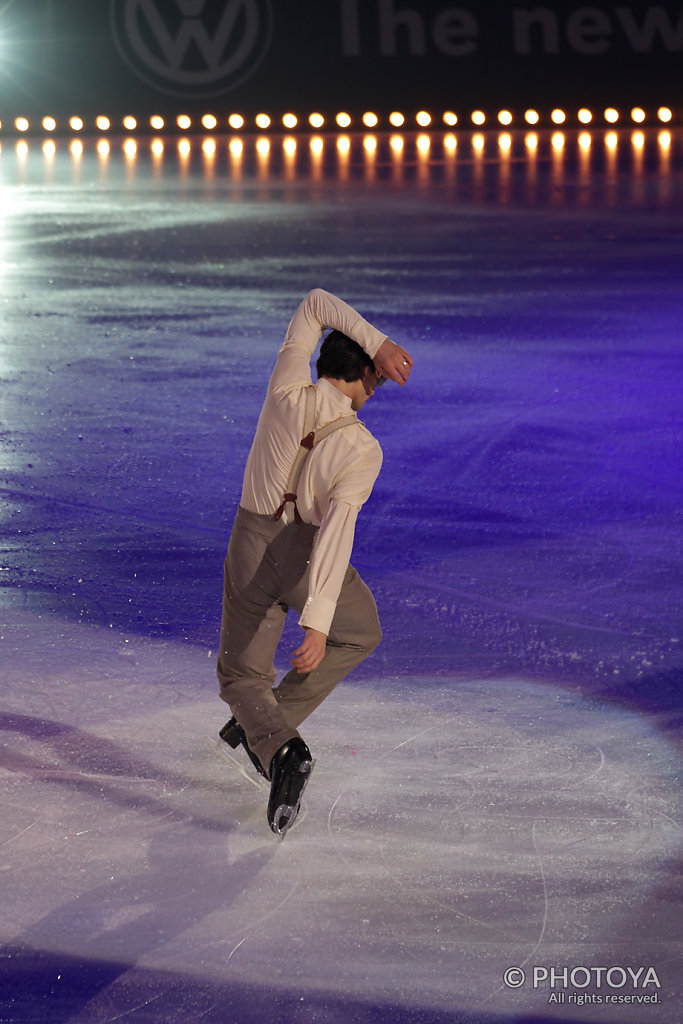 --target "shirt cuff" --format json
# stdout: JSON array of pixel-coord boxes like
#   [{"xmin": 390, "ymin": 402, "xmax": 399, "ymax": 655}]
[{"xmin": 298, "ymin": 595, "xmax": 337, "ymax": 636}]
